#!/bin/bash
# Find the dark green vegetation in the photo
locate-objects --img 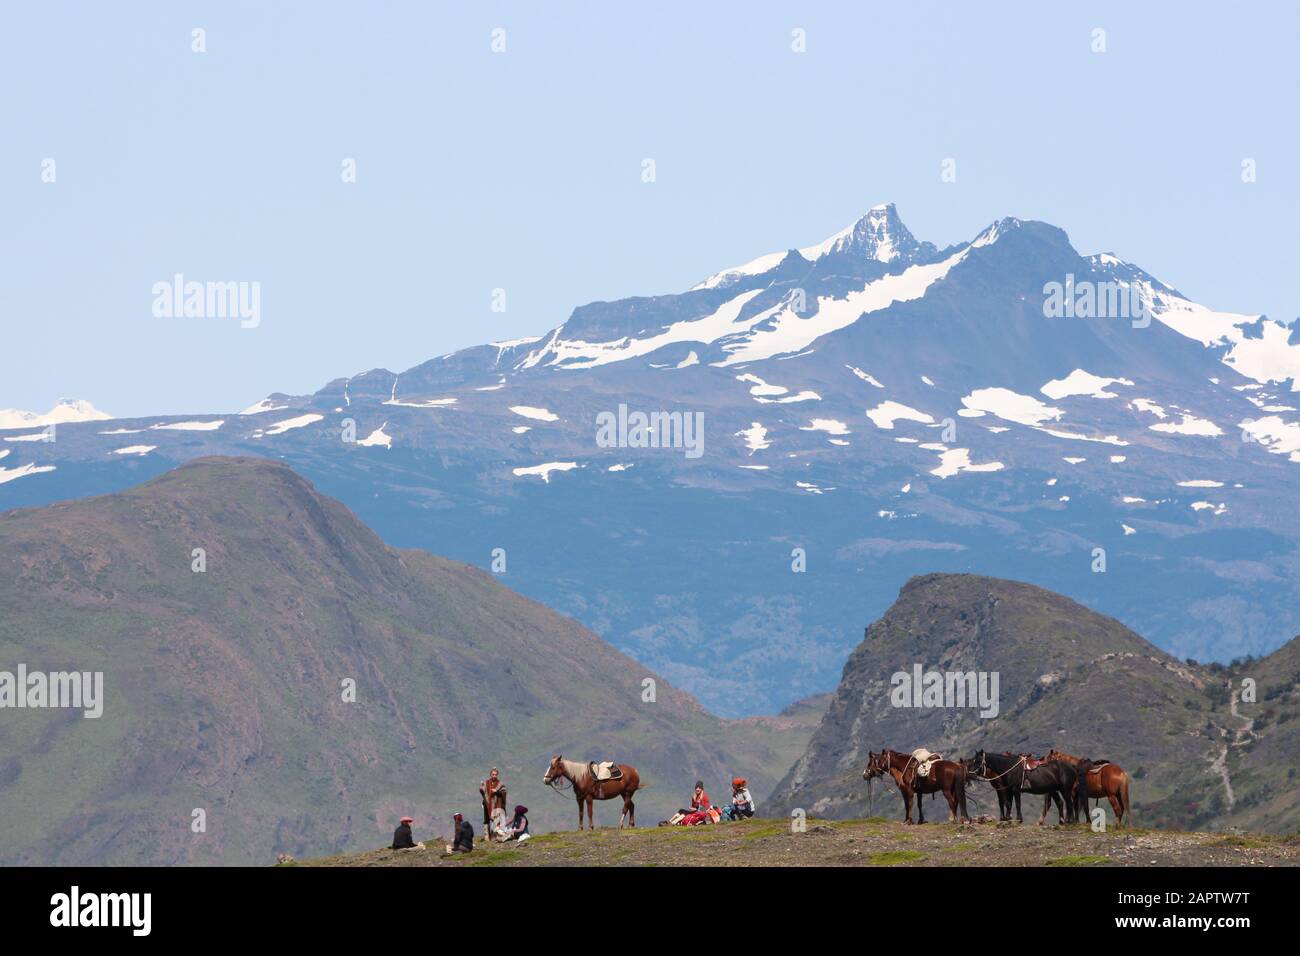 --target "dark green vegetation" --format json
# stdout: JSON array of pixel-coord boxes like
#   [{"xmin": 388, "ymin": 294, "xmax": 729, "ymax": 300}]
[
  {"xmin": 299, "ymin": 815, "xmax": 1300, "ymax": 868},
  {"xmin": 766, "ymin": 574, "xmax": 1300, "ymax": 834},
  {"xmin": 0, "ymin": 458, "xmax": 821, "ymax": 865}
]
